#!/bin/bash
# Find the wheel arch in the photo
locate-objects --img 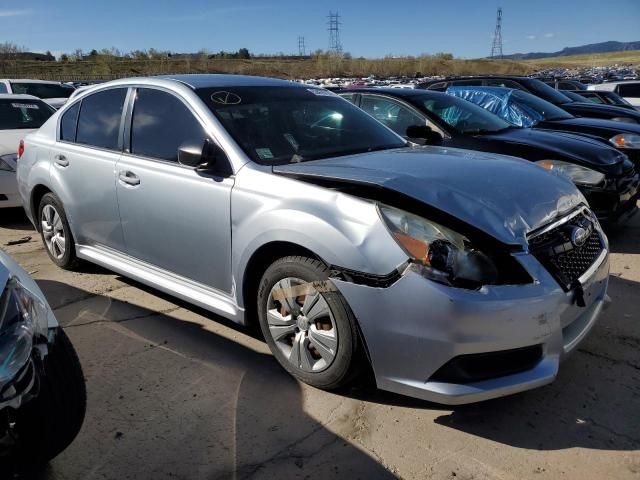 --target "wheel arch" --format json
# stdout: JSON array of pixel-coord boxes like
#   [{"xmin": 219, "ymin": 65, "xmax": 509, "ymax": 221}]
[
  {"xmin": 30, "ymin": 184, "xmax": 53, "ymax": 231},
  {"xmin": 240, "ymin": 241, "xmax": 321, "ymax": 330}
]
